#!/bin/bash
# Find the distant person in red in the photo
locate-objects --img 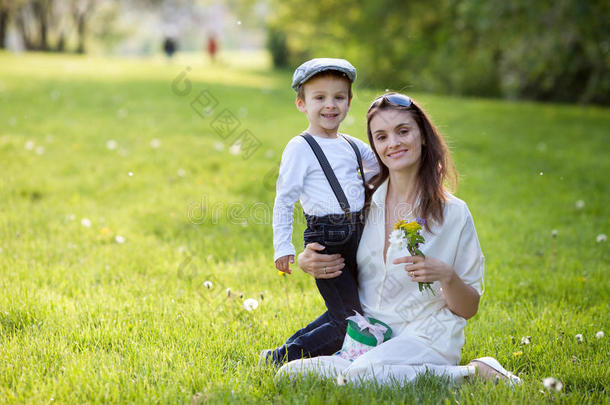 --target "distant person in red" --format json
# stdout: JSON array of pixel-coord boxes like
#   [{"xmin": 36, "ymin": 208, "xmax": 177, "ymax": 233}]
[{"xmin": 207, "ymin": 36, "xmax": 218, "ymax": 62}]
